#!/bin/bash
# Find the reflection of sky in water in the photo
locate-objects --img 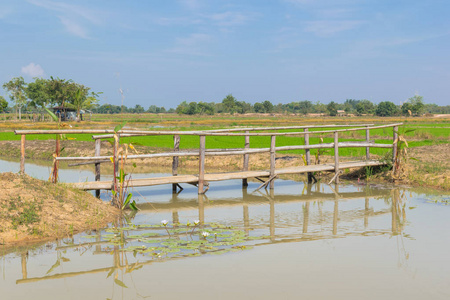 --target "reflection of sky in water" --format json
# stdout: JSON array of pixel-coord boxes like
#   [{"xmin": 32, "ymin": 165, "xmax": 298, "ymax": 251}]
[{"xmin": 2, "ymin": 159, "xmax": 450, "ymax": 299}]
